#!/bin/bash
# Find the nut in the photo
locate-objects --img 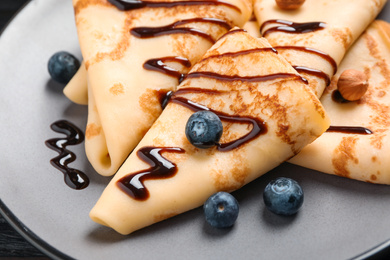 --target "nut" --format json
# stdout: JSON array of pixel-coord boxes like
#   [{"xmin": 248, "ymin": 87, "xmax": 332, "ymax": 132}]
[
  {"xmin": 275, "ymin": 0, "xmax": 305, "ymax": 10},
  {"xmin": 337, "ymin": 69, "xmax": 368, "ymax": 101}
]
